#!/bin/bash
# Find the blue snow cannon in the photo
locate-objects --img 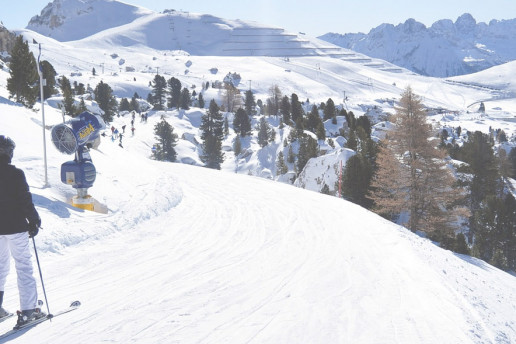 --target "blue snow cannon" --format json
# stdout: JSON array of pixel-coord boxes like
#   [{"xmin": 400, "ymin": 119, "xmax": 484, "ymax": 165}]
[
  {"xmin": 51, "ymin": 112, "xmax": 106, "ymax": 211},
  {"xmin": 60, "ymin": 160, "xmax": 96, "ymax": 189},
  {"xmin": 51, "ymin": 112, "xmax": 105, "ymax": 154}
]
